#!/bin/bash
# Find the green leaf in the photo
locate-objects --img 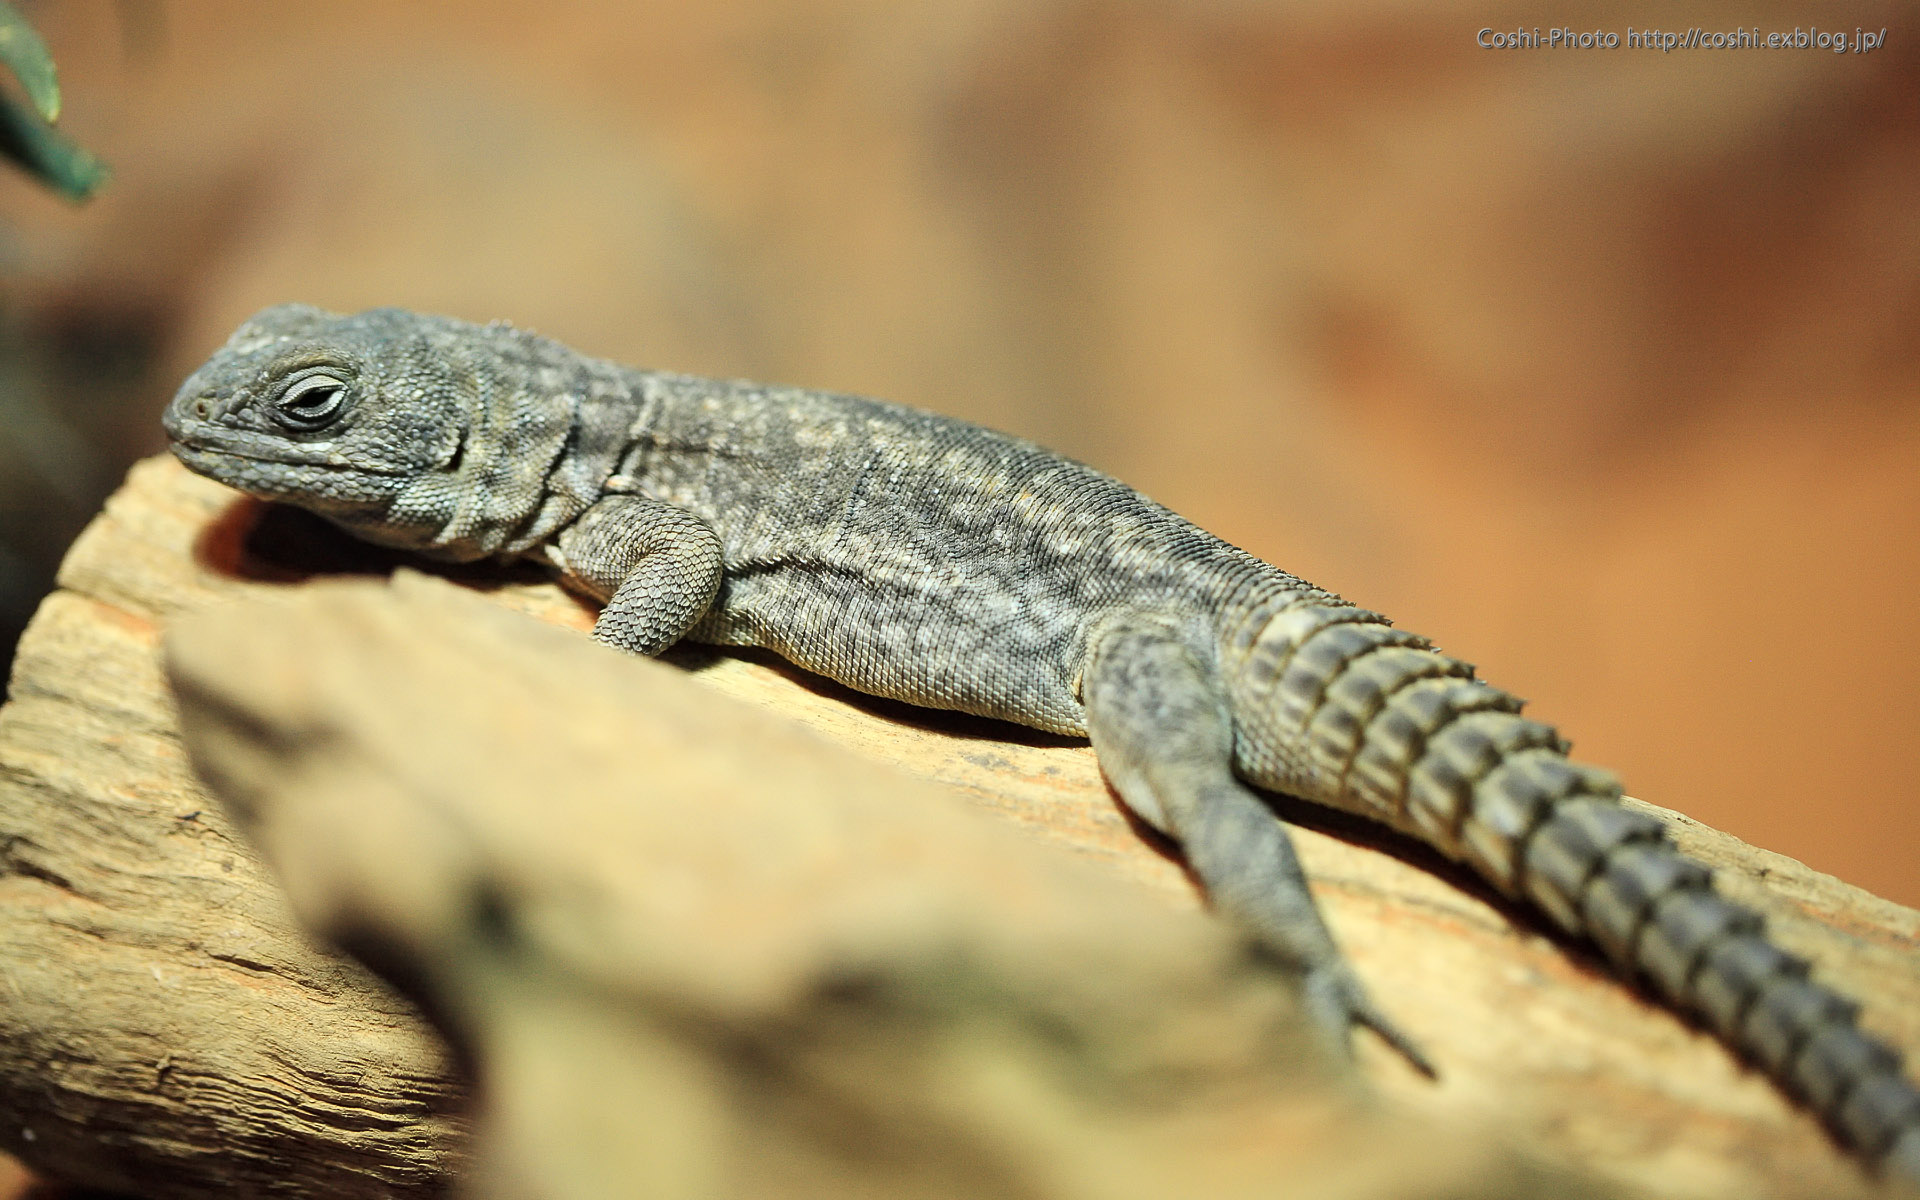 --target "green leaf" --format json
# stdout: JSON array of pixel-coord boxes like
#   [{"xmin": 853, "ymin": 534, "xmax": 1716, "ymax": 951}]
[
  {"xmin": 0, "ymin": 92, "xmax": 108, "ymax": 200},
  {"xmin": 0, "ymin": 1, "xmax": 60, "ymax": 122}
]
